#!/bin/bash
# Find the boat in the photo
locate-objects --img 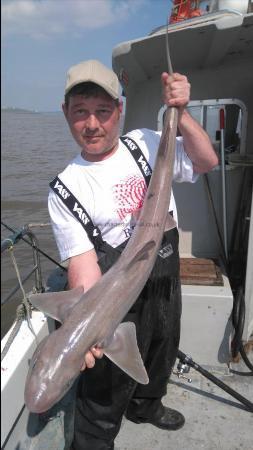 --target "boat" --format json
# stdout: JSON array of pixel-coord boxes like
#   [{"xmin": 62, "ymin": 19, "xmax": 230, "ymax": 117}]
[{"xmin": 1, "ymin": 1, "xmax": 253, "ymax": 449}]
